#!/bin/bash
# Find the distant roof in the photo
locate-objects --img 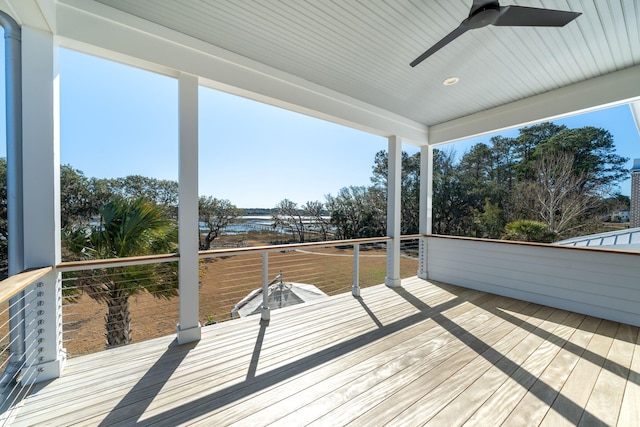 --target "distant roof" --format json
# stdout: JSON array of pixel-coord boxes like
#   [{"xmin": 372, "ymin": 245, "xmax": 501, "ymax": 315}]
[
  {"xmin": 231, "ymin": 282, "xmax": 329, "ymax": 318},
  {"xmin": 555, "ymin": 228, "xmax": 640, "ymax": 251}
]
